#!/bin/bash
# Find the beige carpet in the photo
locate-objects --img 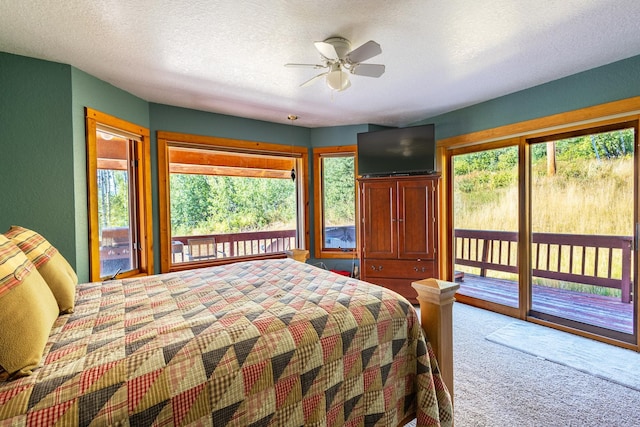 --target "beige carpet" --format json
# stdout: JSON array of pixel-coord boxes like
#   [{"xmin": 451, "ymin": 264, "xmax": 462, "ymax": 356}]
[{"xmin": 411, "ymin": 303, "xmax": 640, "ymax": 427}]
